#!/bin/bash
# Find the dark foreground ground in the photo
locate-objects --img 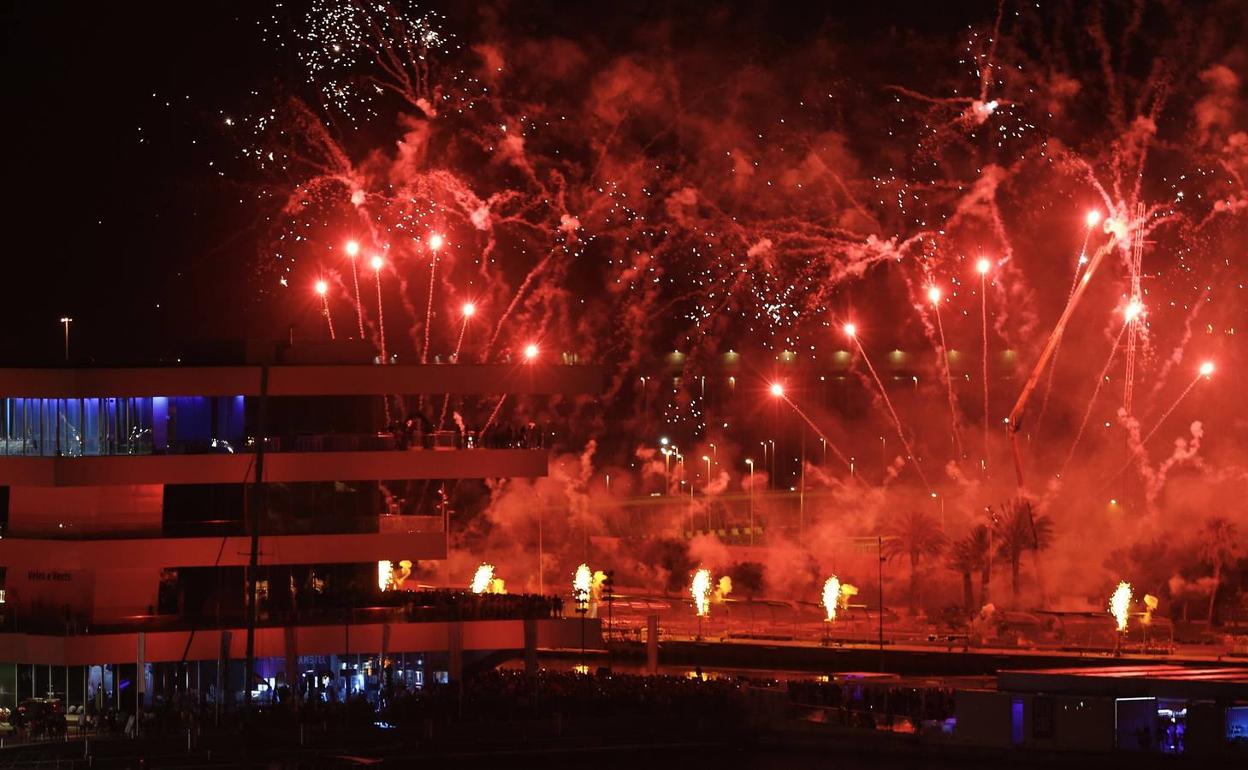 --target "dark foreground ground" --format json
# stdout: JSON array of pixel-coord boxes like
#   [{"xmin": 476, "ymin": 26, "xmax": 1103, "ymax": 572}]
[{"xmin": 0, "ymin": 732, "xmax": 1244, "ymax": 770}]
